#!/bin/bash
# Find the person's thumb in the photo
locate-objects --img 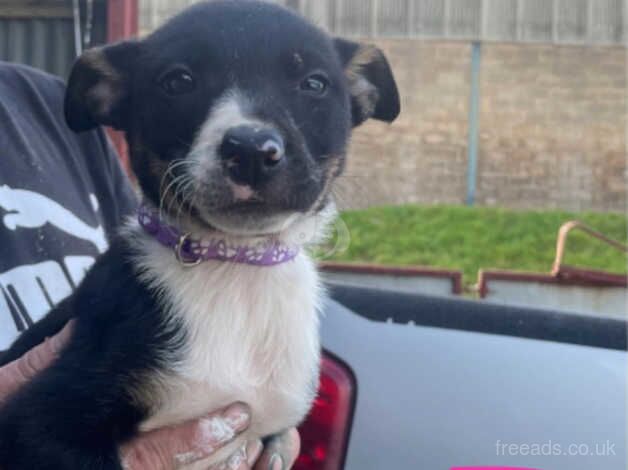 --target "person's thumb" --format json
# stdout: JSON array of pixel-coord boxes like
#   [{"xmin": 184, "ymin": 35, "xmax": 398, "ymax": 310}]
[
  {"xmin": 120, "ymin": 403, "xmax": 251, "ymax": 470},
  {"xmin": 0, "ymin": 321, "xmax": 74, "ymax": 403}
]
